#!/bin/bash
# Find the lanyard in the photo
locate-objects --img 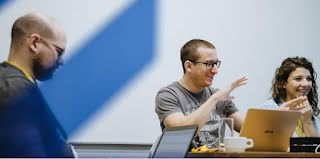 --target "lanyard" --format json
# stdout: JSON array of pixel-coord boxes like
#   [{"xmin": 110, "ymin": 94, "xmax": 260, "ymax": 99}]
[
  {"xmin": 6, "ymin": 61, "xmax": 36, "ymax": 84},
  {"xmin": 295, "ymin": 119, "xmax": 305, "ymax": 137}
]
